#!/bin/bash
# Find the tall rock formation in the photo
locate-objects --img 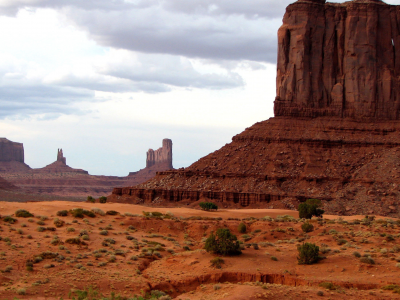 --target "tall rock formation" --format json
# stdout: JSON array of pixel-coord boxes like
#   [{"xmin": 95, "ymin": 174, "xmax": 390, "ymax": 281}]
[
  {"xmin": 0, "ymin": 139, "xmax": 31, "ymax": 172},
  {"xmin": 57, "ymin": 149, "xmax": 66, "ymax": 164},
  {"xmin": 0, "ymin": 138, "xmax": 24, "ymax": 163},
  {"xmin": 110, "ymin": 0, "xmax": 400, "ymax": 217},
  {"xmin": 275, "ymin": 0, "xmax": 400, "ymax": 120},
  {"xmin": 146, "ymin": 139, "xmax": 173, "ymax": 169}
]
